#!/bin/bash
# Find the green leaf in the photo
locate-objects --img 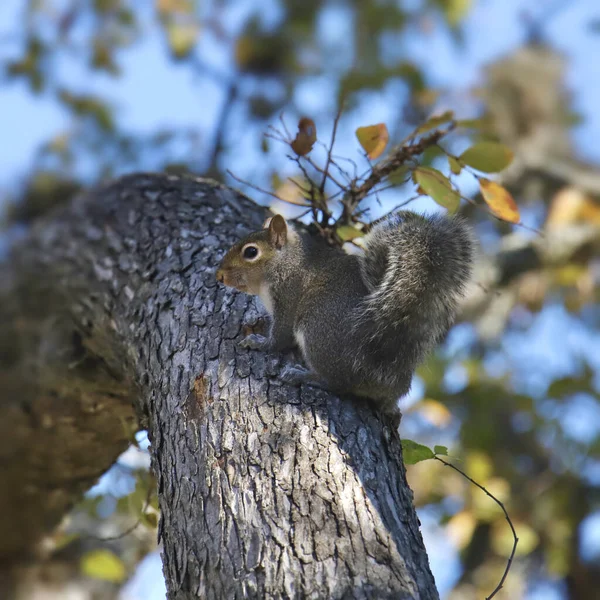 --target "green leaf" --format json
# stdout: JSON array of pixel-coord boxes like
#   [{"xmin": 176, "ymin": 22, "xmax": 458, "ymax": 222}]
[
  {"xmin": 434, "ymin": 445, "xmax": 449, "ymax": 456},
  {"xmin": 387, "ymin": 165, "xmax": 411, "ymax": 186},
  {"xmin": 81, "ymin": 549, "xmax": 126, "ymax": 583},
  {"xmin": 459, "ymin": 142, "xmax": 513, "ymax": 173},
  {"xmin": 415, "ymin": 110, "xmax": 455, "ymax": 135},
  {"xmin": 402, "ymin": 439, "xmax": 435, "ymax": 465},
  {"xmin": 413, "ymin": 167, "xmax": 460, "ymax": 212},
  {"xmin": 336, "ymin": 225, "xmax": 365, "ymax": 241},
  {"xmin": 448, "ymin": 155, "xmax": 462, "ymax": 175},
  {"xmin": 454, "ymin": 118, "xmax": 488, "ymax": 130}
]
